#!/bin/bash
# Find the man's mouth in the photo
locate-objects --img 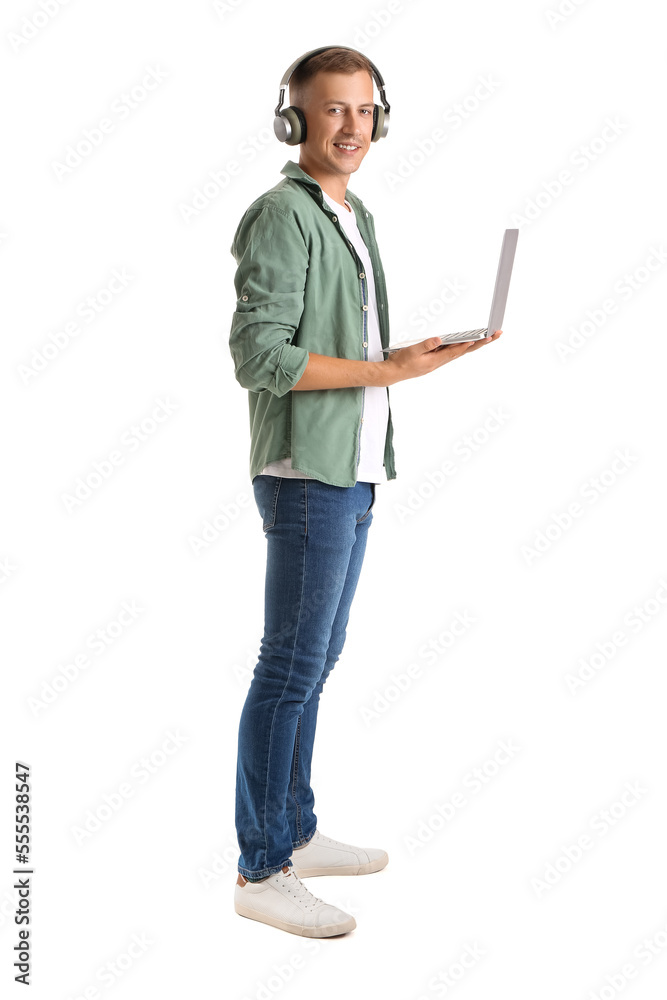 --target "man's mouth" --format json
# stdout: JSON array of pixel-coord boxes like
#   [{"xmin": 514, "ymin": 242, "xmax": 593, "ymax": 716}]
[{"xmin": 333, "ymin": 142, "xmax": 360, "ymax": 154}]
